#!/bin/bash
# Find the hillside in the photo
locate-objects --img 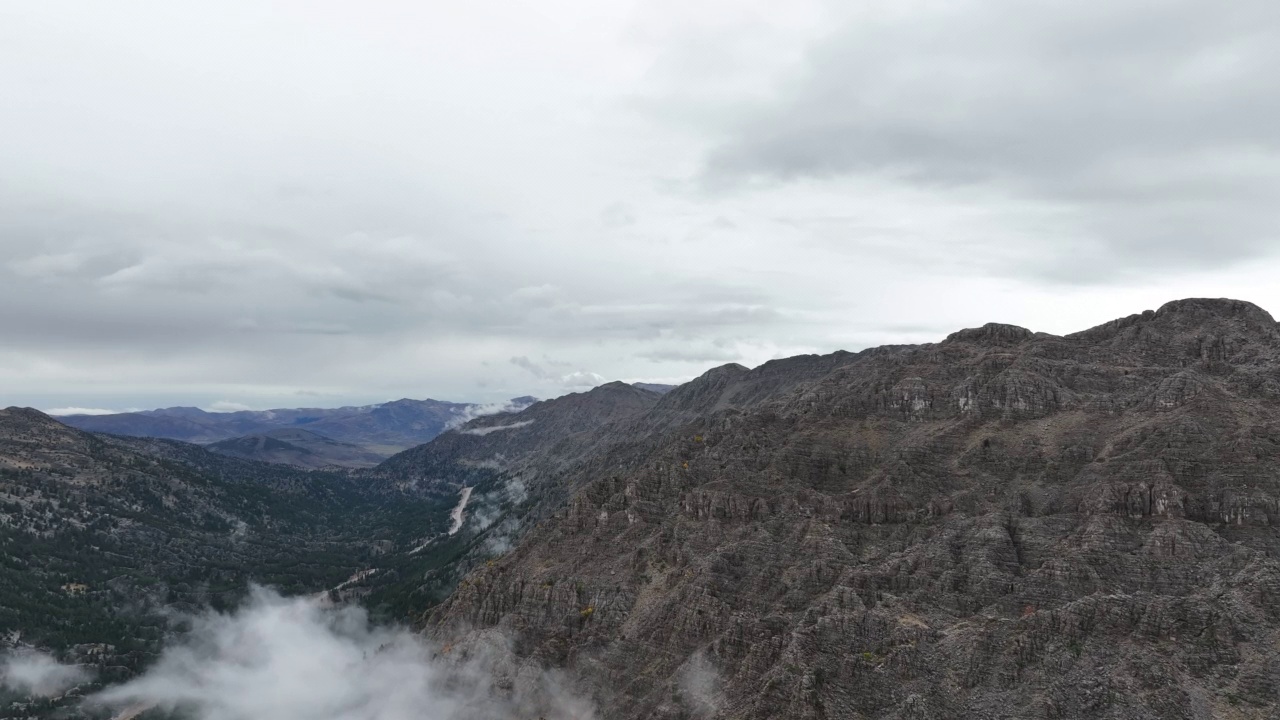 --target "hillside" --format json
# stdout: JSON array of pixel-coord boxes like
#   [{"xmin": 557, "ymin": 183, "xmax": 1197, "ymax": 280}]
[
  {"xmin": 0, "ymin": 408, "xmax": 464, "ymax": 716},
  {"xmin": 423, "ymin": 298, "xmax": 1280, "ymax": 719},
  {"xmin": 206, "ymin": 427, "xmax": 388, "ymax": 469},
  {"xmin": 0, "ymin": 379, "xmax": 674, "ymax": 720},
  {"xmin": 354, "ymin": 381, "xmax": 667, "ymax": 616}
]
